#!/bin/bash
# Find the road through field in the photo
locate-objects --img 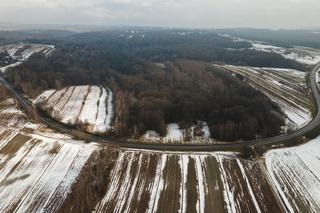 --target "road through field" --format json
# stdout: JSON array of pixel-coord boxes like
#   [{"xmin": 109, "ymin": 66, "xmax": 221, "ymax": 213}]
[{"xmin": 1, "ymin": 62, "xmax": 320, "ymax": 152}]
